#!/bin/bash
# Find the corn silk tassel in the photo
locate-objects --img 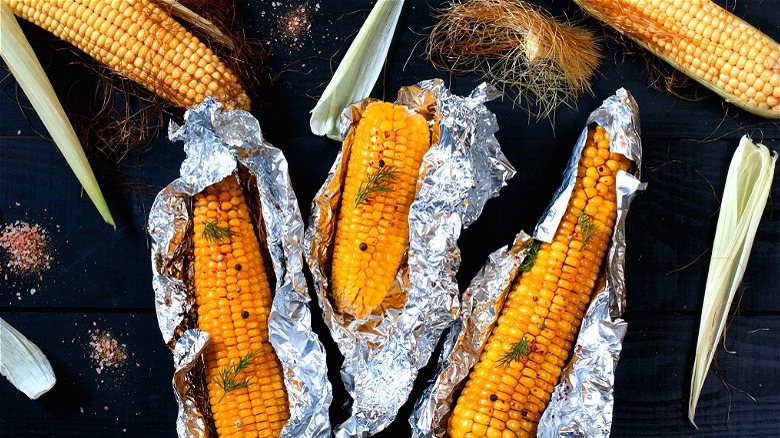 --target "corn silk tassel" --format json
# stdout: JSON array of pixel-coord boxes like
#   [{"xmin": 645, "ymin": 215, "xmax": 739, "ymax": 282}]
[{"xmin": 427, "ymin": 0, "xmax": 602, "ymax": 118}]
